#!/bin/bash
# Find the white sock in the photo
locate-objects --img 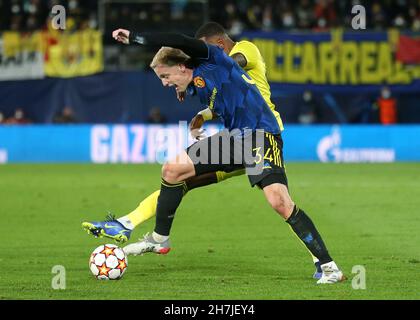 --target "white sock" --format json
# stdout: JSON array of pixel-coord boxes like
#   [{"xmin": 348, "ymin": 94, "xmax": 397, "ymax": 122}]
[
  {"xmin": 116, "ymin": 216, "xmax": 134, "ymax": 230},
  {"xmin": 152, "ymin": 231, "xmax": 169, "ymax": 243}
]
